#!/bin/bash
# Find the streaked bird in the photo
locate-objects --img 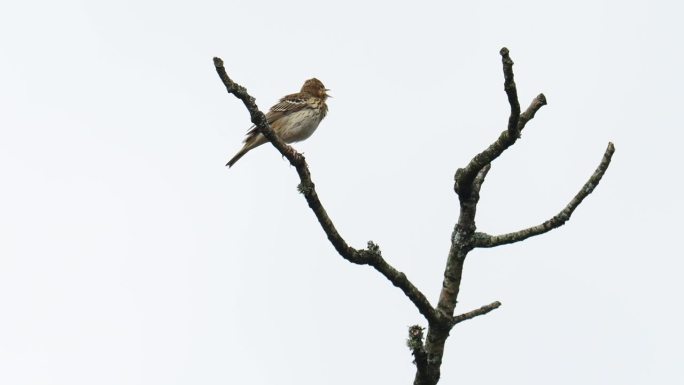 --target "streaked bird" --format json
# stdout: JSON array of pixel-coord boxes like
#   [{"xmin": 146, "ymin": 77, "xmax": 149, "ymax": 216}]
[{"xmin": 226, "ymin": 78, "xmax": 330, "ymax": 167}]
